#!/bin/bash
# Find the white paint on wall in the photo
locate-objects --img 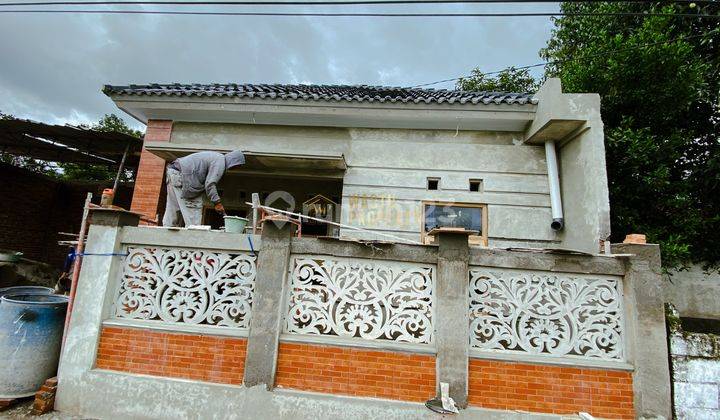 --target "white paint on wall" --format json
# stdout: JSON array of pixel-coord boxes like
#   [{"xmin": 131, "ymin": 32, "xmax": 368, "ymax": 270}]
[{"xmin": 670, "ymin": 331, "xmax": 720, "ymax": 419}]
